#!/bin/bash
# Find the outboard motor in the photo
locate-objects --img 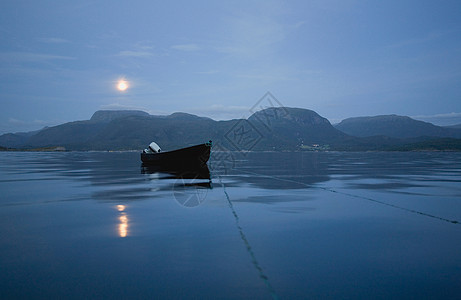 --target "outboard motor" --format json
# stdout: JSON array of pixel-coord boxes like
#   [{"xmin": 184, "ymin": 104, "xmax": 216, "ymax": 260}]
[
  {"xmin": 144, "ymin": 141, "xmax": 161, "ymax": 153},
  {"xmin": 148, "ymin": 142, "xmax": 161, "ymax": 153}
]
